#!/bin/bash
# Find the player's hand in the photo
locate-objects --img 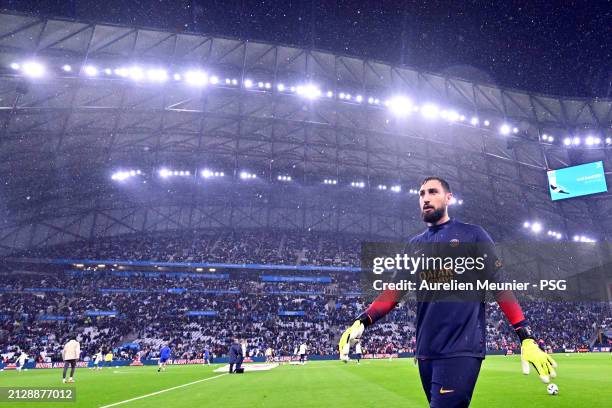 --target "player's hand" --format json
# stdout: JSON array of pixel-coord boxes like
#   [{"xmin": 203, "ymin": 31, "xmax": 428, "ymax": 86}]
[
  {"xmin": 520, "ymin": 339, "xmax": 557, "ymax": 383},
  {"xmin": 338, "ymin": 320, "xmax": 364, "ymax": 362}
]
